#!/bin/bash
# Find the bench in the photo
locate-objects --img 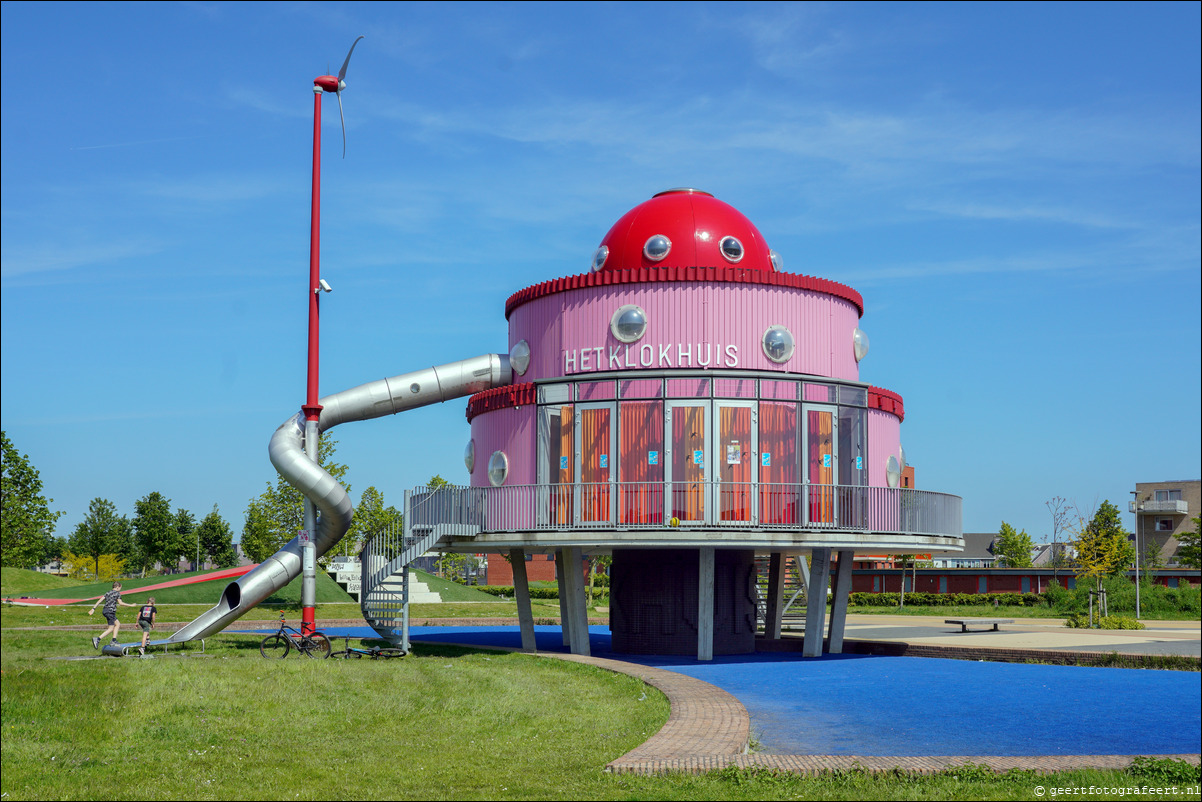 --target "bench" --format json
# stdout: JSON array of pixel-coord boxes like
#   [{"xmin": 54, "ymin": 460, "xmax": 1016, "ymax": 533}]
[{"xmin": 945, "ymin": 618, "xmax": 1013, "ymax": 633}]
